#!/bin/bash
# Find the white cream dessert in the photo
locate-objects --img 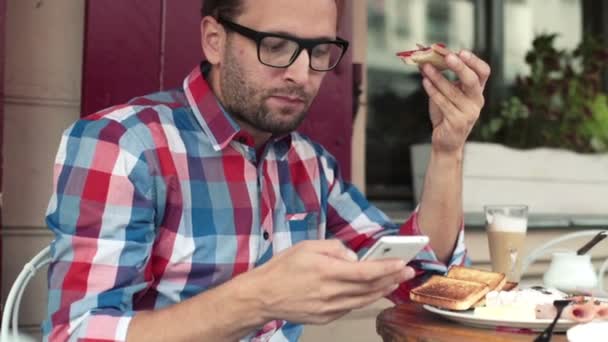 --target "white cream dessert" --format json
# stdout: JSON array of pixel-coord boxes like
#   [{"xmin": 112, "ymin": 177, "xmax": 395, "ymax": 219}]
[{"xmin": 474, "ymin": 288, "xmax": 566, "ymax": 321}]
